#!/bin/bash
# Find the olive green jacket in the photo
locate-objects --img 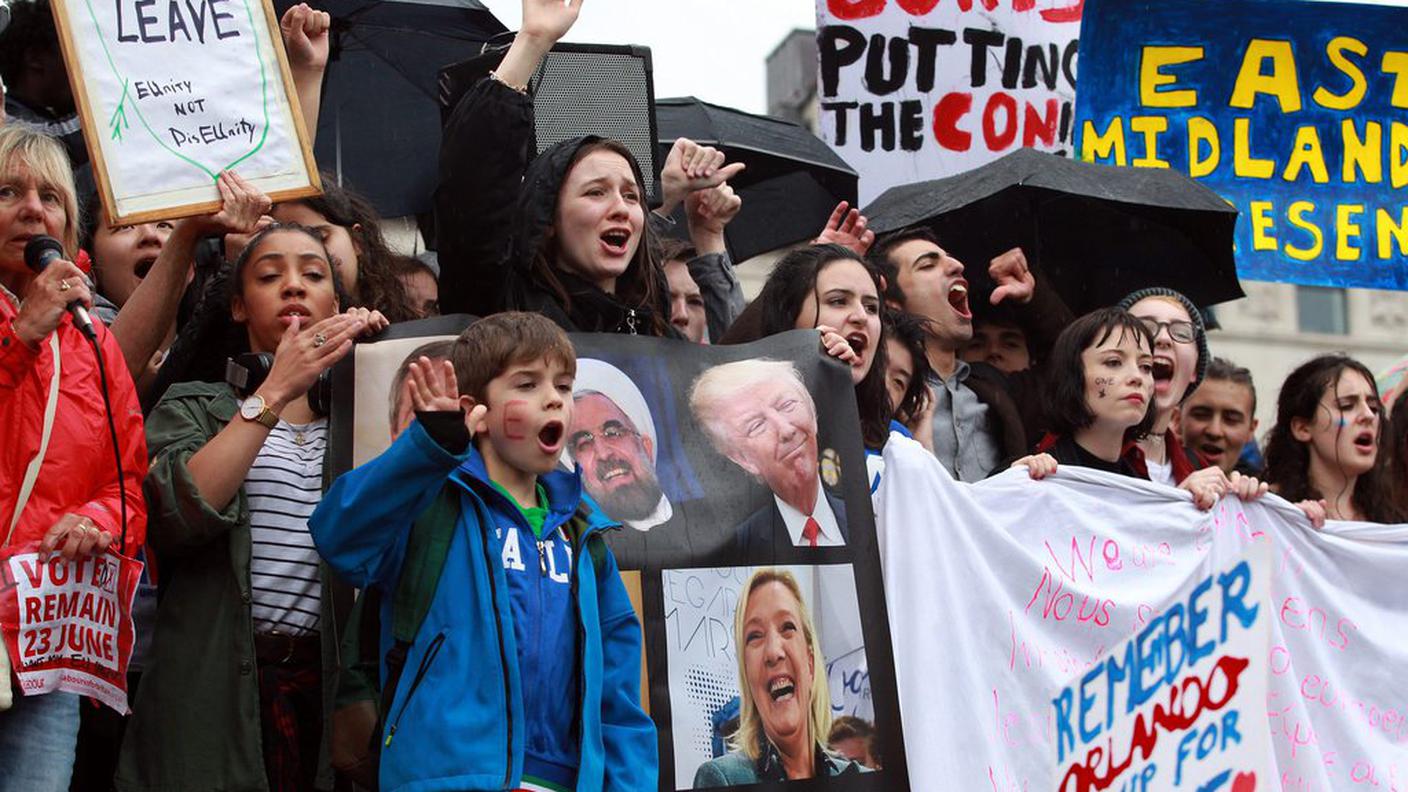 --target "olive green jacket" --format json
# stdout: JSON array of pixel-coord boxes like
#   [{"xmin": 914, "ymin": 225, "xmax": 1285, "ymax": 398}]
[{"xmin": 116, "ymin": 381, "xmax": 350, "ymax": 792}]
